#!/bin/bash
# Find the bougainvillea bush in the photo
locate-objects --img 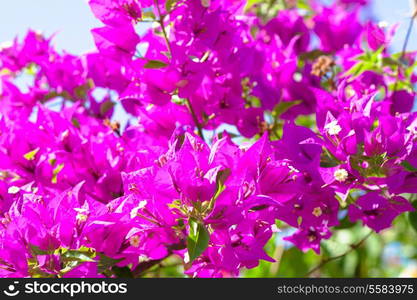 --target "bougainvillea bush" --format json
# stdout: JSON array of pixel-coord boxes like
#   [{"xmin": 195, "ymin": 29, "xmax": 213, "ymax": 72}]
[{"xmin": 1, "ymin": 0, "xmax": 417, "ymax": 278}]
